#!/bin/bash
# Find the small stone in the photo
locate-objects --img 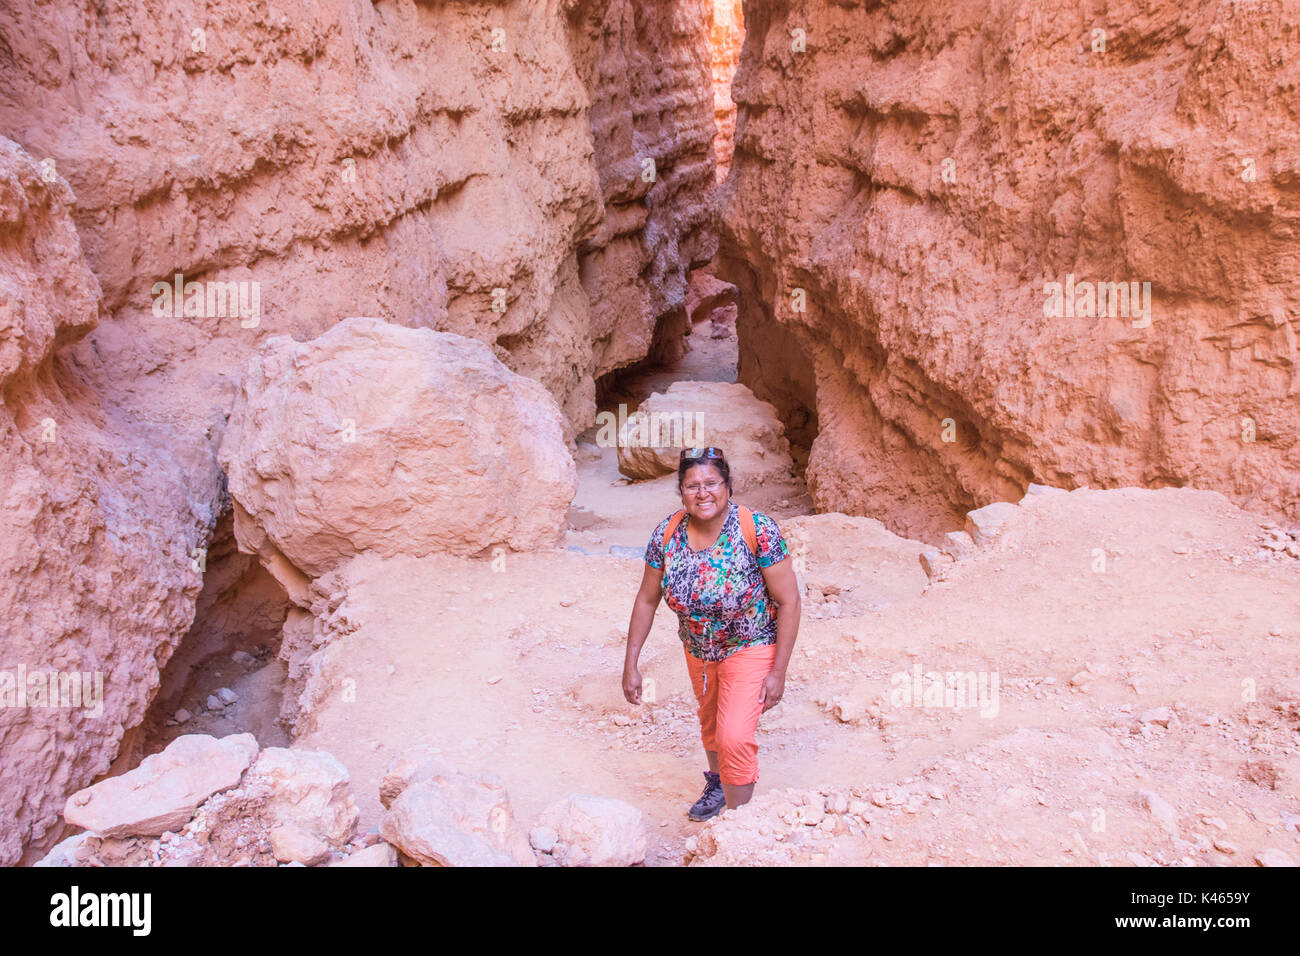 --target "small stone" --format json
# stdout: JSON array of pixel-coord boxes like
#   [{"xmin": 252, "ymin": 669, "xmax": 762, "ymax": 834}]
[
  {"xmin": 217, "ymin": 687, "xmax": 238, "ymax": 705},
  {"xmin": 205, "ymin": 694, "xmax": 224, "ymax": 711},
  {"xmin": 1139, "ymin": 790, "xmax": 1179, "ymax": 839},
  {"xmin": 797, "ymin": 804, "xmax": 825, "ymax": 826},
  {"xmin": 918, "ymin": 549, "xmax": 949, "ymax": 581},
  {"xmin": 270, "ymin": 824, "xmax": 332, "ymax": 866},
  {"xmin": 529, "ymin": 826, "xmax": 558, "ymax": 853},
  {"xmin": 1069, "ymin": 670, "xmax": 1094, "ymax": 687},
  {"xmin": 173, "ymin": 709, "xmax": 192, "ymax": 724},
  {"xmin": 1139, "ymin": 706, "xmax": 1171, "ymax": 727},
  {"xmin": 1254, "ymin": 849, "xmax": 1296, "ymax": 867},
  {"xmin": 1212, "ymin": 839, "xmax": 1237, "ymax": 855},
  {"xmin": 965, "ymin": 501, "xmax": 1019, "ymax": 545},
  {"xmin": 232, "ymin": 650, "xmax": 255, "ymax": 665},
  {"xmin": 942, "ymin": 531, "xmax": 976, "ymax": 560},
  {"xmin": 487, "ymin": 675, "xmax": 503, "ymax": 685},
  {"xmin": 330, "ymin": 842, "xmax": 398, "ymax": 867}
]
